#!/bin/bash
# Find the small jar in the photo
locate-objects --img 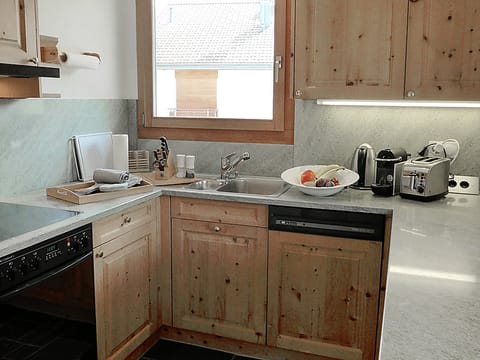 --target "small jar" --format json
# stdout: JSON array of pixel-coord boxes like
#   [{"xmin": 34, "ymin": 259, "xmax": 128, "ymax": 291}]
[
  {"xmin": 185, "ymin": 155, "xmax": 195, "ymax": 178},
  {"xmin": 176, "ymin": 154, "xmax": 186, "ymax": 178}
]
